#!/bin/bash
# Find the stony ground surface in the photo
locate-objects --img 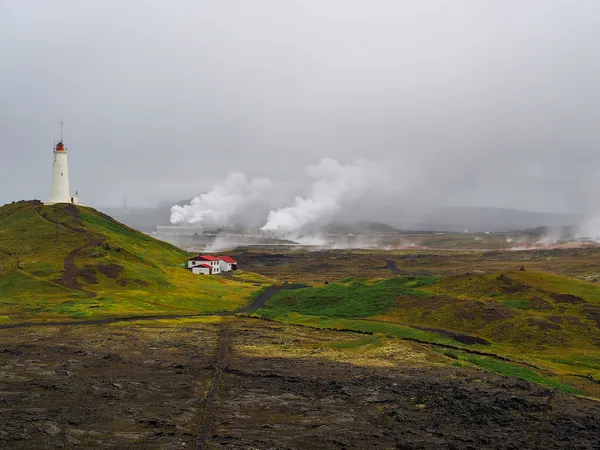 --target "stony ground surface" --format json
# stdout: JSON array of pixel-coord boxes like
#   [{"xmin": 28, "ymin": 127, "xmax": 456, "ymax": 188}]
[{"xmin": 0, "ymin": 317, "xmax": 598, "ymax": 449}]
